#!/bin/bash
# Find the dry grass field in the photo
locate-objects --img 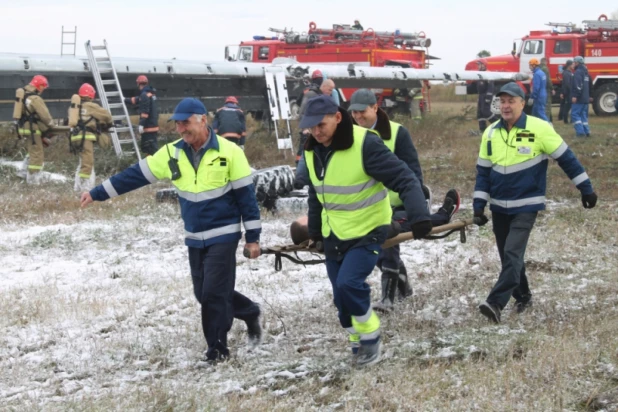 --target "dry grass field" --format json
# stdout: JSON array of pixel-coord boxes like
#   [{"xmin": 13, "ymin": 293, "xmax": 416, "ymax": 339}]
[{"xmin": 1, "ymin": 95, "xmax": 617, "ymax": 411}]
